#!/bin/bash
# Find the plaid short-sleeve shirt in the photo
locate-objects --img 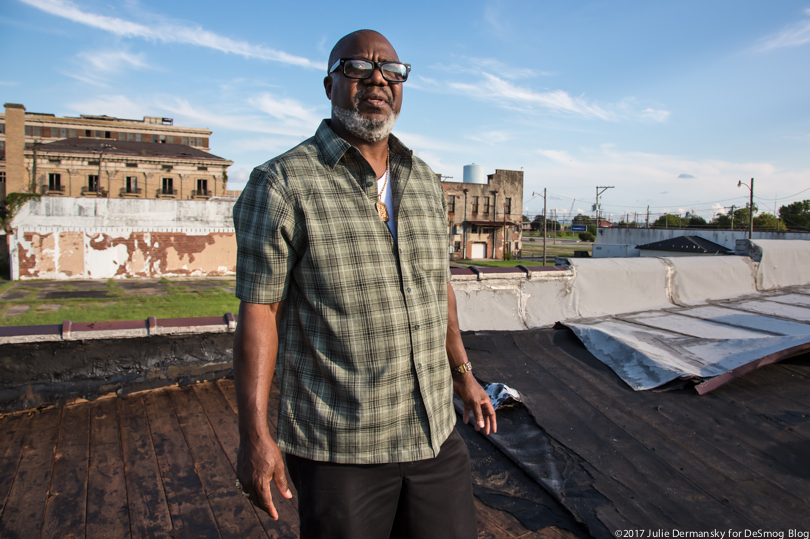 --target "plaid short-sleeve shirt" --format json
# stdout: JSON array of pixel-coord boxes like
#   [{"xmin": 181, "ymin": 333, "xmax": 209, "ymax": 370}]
[{"xmin": 234, "ymin": 120, "xmax": 455, "ymax": 464}]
